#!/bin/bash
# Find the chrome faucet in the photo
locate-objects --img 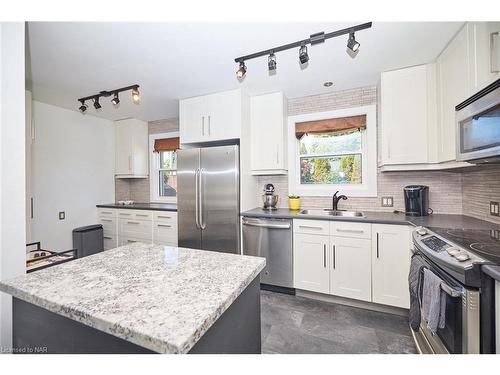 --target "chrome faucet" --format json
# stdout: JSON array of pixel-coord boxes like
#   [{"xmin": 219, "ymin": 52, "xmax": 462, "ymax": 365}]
[{"xmin": 332, "ymin": 191, "xmax": 348, "ymax": 211}]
